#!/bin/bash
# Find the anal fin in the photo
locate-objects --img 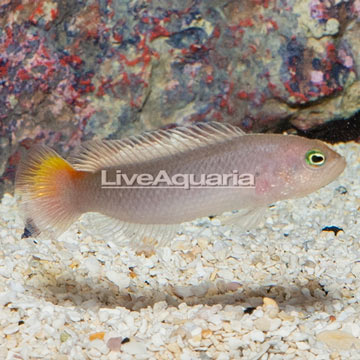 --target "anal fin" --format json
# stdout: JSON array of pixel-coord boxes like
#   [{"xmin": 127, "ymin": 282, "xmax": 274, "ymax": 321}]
[{"xmin": 80, "ymin": 212, "xmax": 179, "ymax": 249}]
